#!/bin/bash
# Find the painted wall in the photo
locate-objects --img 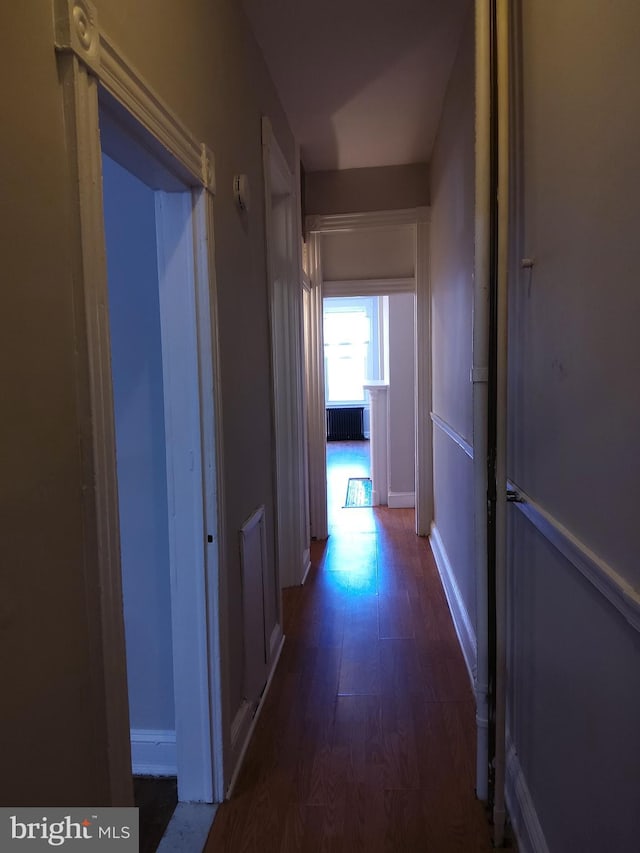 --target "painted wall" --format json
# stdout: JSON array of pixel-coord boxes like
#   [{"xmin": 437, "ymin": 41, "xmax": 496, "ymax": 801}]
[
  {"xmin": 507, "ymin": 2, "xmax": 640, "ymax": 849},
  {"xmin": 102, "ymin": 154, "xmax": 175, "ymax": 733},
  {"xmin": 0, "ymin": 0, "xmax": 293, "ymax": 804},
  {"xmin": 429, "ymin": 8, "xmax": 476, "ymax": 633},
  {"xmin": 387, "ymin": 293, "xmax": 416, "ymax": 501},
  {"xmin": 306, "ymin": 164, "xmax": 429, "ymax": 216},
  {"xmin": 322, "ymin": 227, "xmax": 414, "ymax": 281},
  {"xmin": 0, "ymin": 5, "xmax": 110, "ymax": 808}
]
